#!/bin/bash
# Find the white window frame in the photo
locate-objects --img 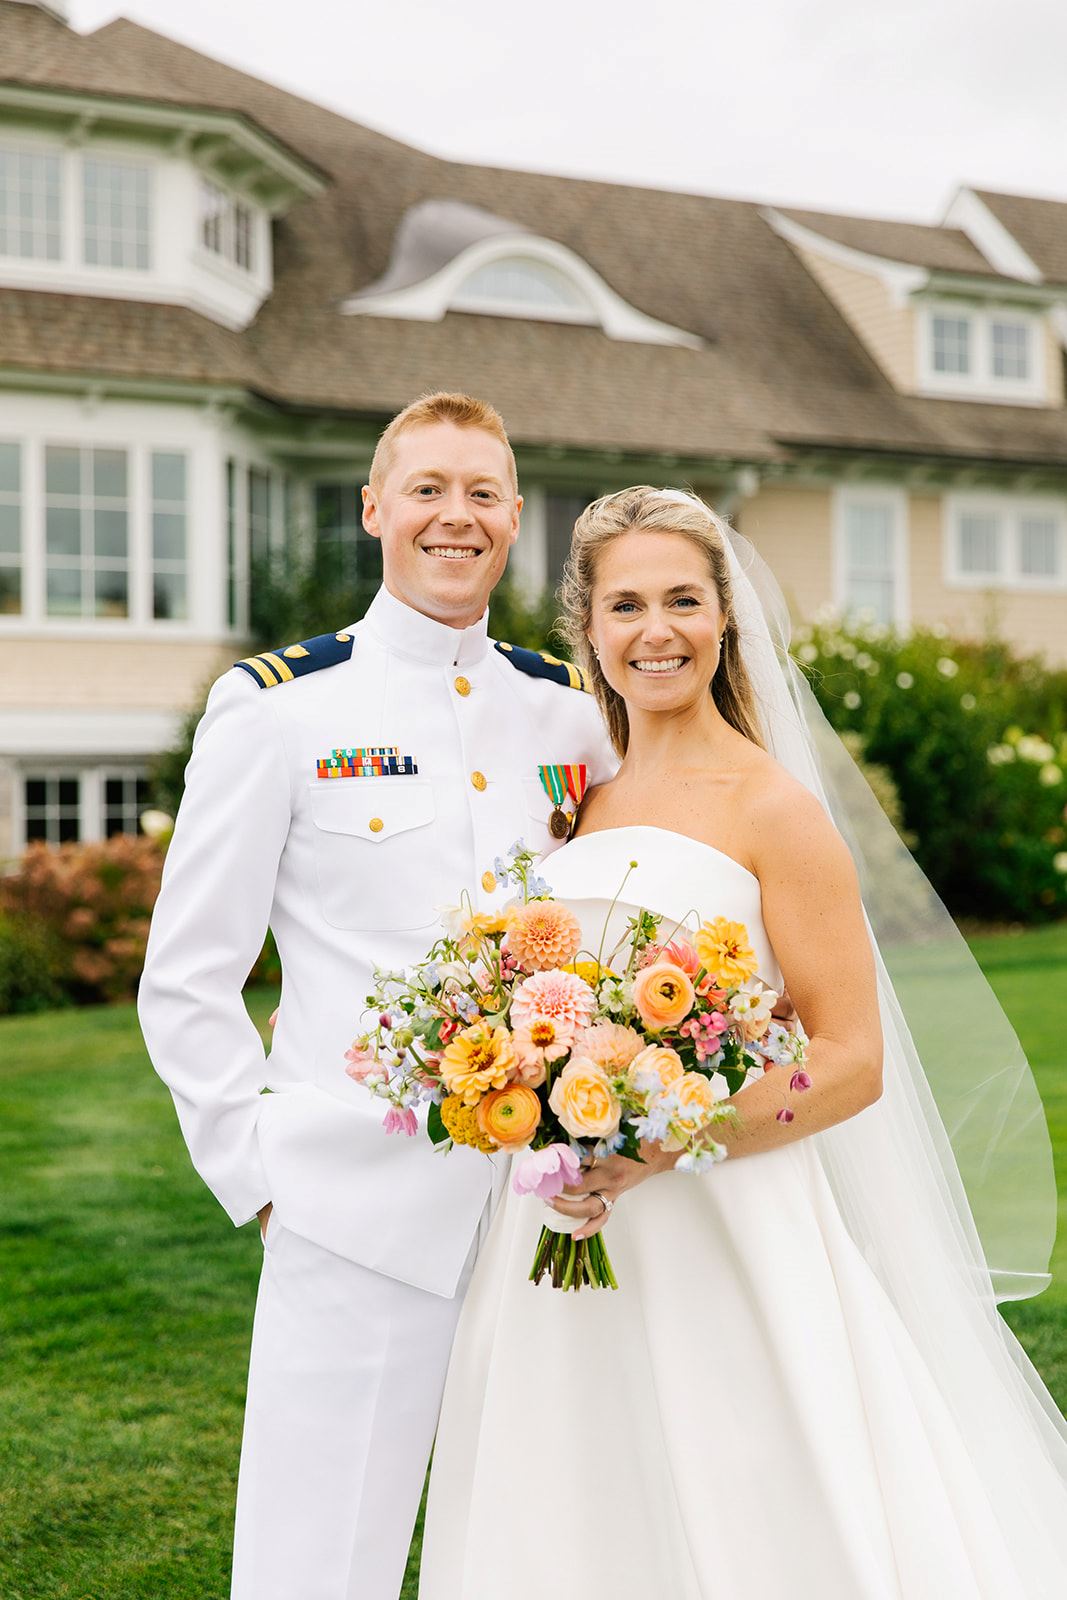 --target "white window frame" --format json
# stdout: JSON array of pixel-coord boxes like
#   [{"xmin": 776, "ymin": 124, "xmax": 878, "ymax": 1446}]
[
  {"xmin": 832, "ymin": 486, "xmax": 910, "ymax": 629},
  {"xmin": 81, "ymin": 154, "xmax": 152, "ymax": 272},
  {"xmin": 0, "ymin": 141, "xmax": 62, "ymax": 262},
  {"xmin": 43, "ymin": 441, "xmax": 133, "ymax": 622},
  {"xmin": 944, "ymin": 494, "xmax": 1067, "ymax": 591},
  {"xmin": 0, "ymin": 436, "xmax": 21, "ymax": 616},
  {"xmin": 199, "ymin": 179, "xmax": 255, "ymax": 275},
  {"xmin": 917, "ymin": 300, "xmax": 1045, "ymax": 403},
  {"xmin": 17, "ymin": 764, "xmax": 151, "ymax": 850}
]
